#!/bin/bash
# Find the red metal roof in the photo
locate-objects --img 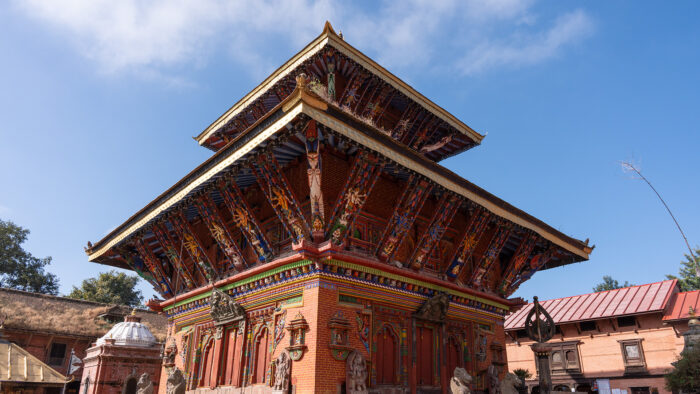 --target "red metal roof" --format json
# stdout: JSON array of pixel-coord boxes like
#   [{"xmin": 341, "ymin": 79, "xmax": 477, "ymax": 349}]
[
  {"xmin": 505, "ymin": 279, "xmax": 678, "ymax": 330},
  {"xmin": 662, "ymin": 290, "xmax": 700, "ymax": 322}
]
